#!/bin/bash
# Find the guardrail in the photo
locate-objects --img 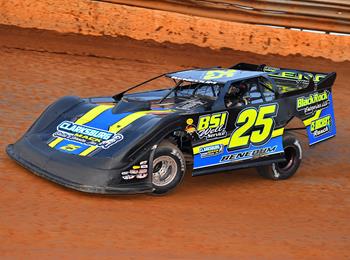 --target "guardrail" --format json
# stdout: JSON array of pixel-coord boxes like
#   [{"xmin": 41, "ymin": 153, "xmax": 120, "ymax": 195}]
[{"xmin": 100, "ymin": 0, "xmax": 350, "ymax": 34}]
